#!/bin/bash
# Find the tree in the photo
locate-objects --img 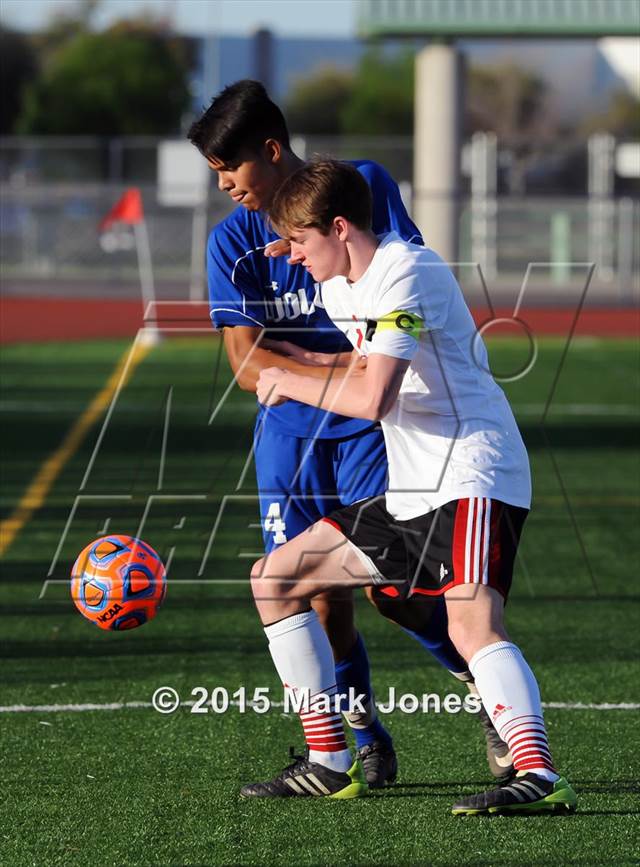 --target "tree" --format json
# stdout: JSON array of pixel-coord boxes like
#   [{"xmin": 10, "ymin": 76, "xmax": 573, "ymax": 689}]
[
  {"xmin": 0, "ymin": 27, "xmax": 38, "ymax": 133},
  {"xmin": 30, "ymin": 0, "xmax": 101, "ymax": 70},
  {"xmin": 466, "ymin": 63, "xmax": 554, "ymax": 193},
  {"xmin": 286, "ymin": 67, "xmax": 354, "ymax": 135},
  {"xmin": 466, "ymin": 62, "xmax": 551, "ymax": 143},
  {"xmin": 342, "ymin": 49, "xmax": 415, "ymax": 135},
  {"xmin": 581, "ymin": 89, "xmax": 640, "ymax": 140},
  {"xmin": 283, "ymin": 49, "xmax": 414, "ymax": 137},
  {"xmin": 17, "ymin": 27, "xmax": 190, "ymax": 135}
]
